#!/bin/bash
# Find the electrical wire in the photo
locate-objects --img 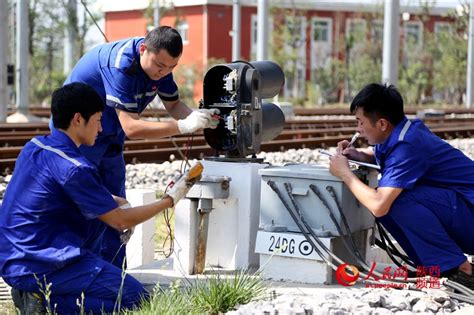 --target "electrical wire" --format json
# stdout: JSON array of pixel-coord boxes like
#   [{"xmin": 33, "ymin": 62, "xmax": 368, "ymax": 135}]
[
  {"xmin": 80, "ymin": 0, "xmax": 109, "ymax": 42},
  {"xmin": 158, "ymin": 133, "xmax": 195, "ymax": 258}
]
